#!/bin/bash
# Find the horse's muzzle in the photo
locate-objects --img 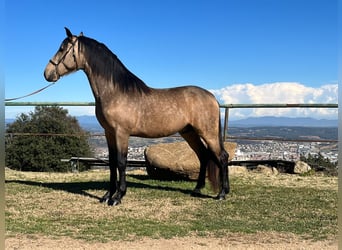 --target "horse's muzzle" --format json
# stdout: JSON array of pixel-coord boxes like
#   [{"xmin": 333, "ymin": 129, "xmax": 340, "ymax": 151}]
[{"xmin": 44, "ymin": 63, "xmax": 59, "ymax": 82}]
